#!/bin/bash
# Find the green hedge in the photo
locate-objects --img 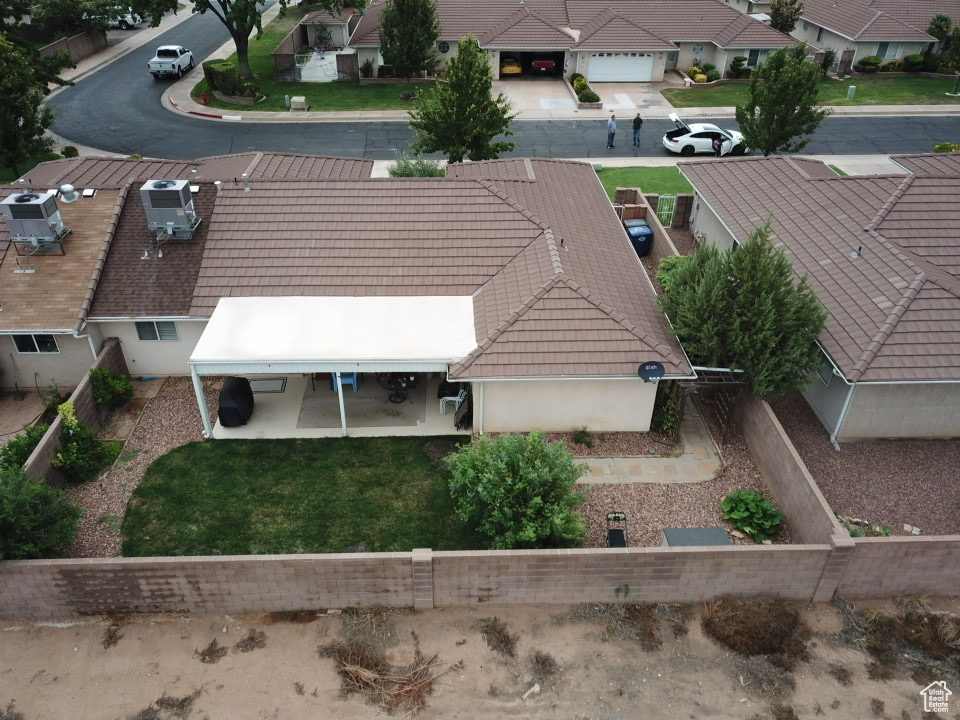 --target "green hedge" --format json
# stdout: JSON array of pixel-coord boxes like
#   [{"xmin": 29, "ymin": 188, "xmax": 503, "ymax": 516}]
[{"xmin": 203, "ymin": 60, "xmax": 238, "ymax": 95}]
